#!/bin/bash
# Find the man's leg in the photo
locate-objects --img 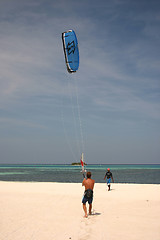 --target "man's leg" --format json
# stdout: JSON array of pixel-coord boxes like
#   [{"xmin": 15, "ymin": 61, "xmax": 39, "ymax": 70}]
[
  {"xmin": 89, "ymin": 203, "xmax": 92, "ymax": 215},
  {"xmin": 83, "ymin": 203, "xmax": 88, "ymax": 218},
  {"xmin": 107, "ymin": 178, "xmax": 111, "ymax": 191}
]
